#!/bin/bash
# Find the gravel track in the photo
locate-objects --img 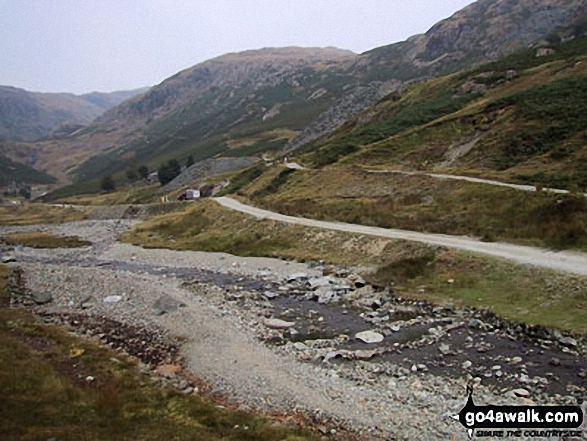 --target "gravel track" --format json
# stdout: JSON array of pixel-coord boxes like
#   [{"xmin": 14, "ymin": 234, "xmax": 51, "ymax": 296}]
[
  {"xmin": 364, "ymin": 168, "xmax": 587, "ymax": 197},
  {"xmin": 215, "ymin": 197, "xmax": 587, "ymax": 276}
]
